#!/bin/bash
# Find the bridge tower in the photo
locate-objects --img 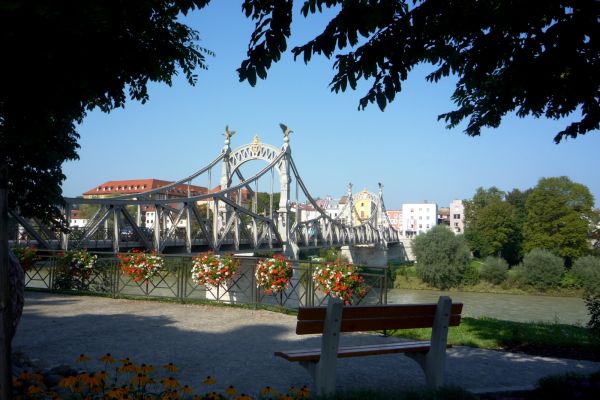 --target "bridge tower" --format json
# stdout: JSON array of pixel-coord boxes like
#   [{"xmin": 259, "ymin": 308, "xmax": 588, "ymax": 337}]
[{"xmin": 218, "ymin": 124, "xmax": 296, "ymax": 258}]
